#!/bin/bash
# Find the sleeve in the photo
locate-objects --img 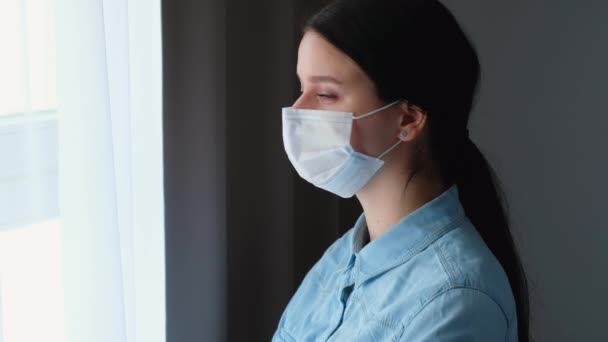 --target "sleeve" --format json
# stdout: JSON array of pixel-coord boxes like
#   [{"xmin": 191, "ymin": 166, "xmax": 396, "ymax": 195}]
[{"xmin": 398, "ymin": 287, "xmax": 509, "ymax": 342}]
